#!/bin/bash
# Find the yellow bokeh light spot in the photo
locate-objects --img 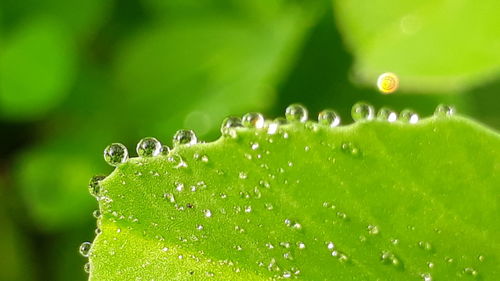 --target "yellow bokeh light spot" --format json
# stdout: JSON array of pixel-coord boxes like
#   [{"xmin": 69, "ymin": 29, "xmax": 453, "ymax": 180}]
[{"xmin": 377, "ymin": 73, "xmax": 399, "ymax": 94}]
